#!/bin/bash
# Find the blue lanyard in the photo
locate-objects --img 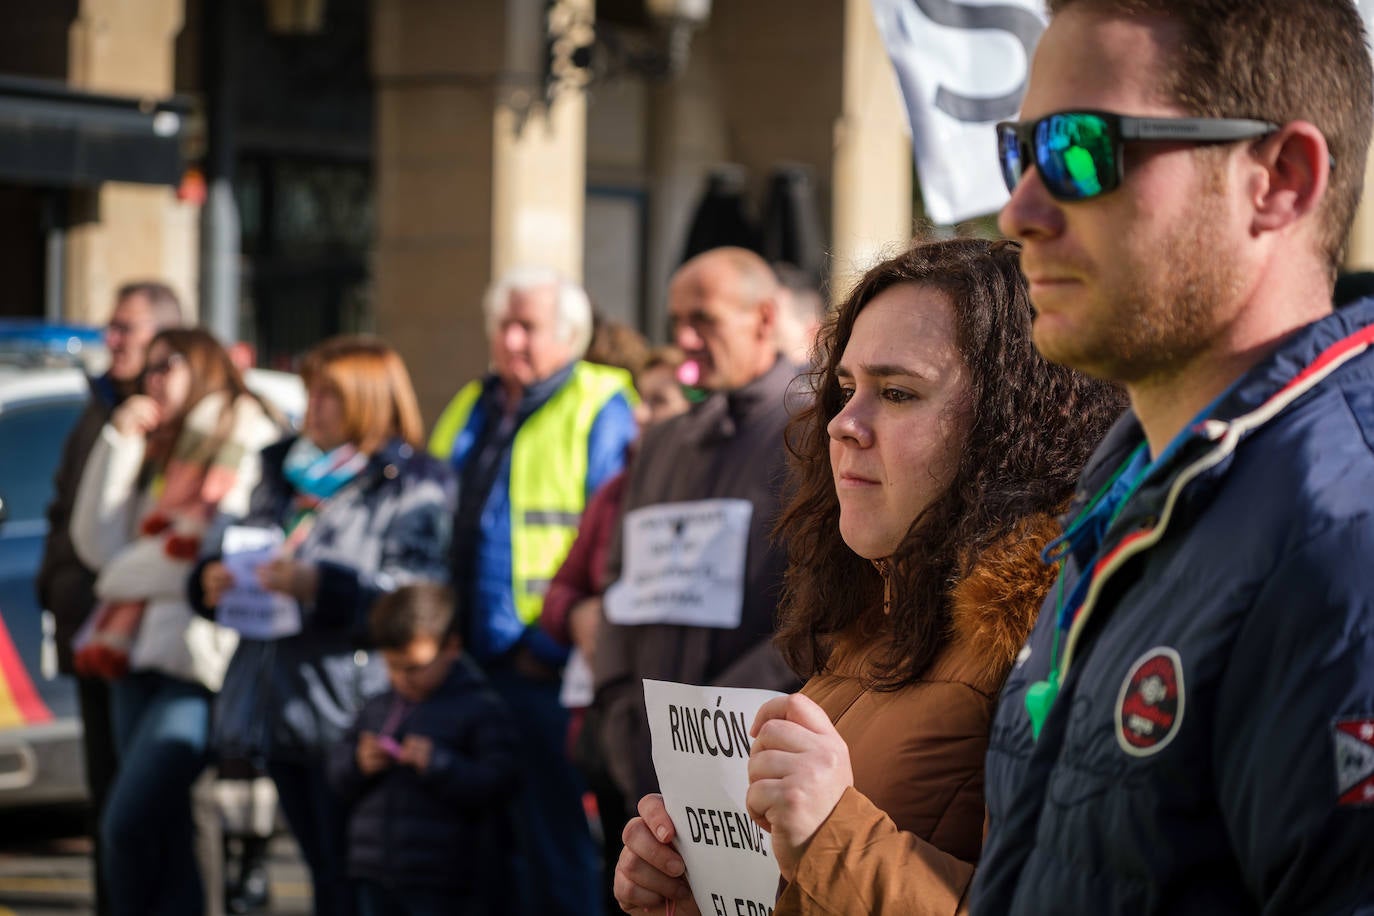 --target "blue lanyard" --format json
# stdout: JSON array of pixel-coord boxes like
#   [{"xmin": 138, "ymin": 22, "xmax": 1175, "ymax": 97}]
[{"xmin": 1026, "ymin": 390, "xmax": 1232, "ymax": 739}]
